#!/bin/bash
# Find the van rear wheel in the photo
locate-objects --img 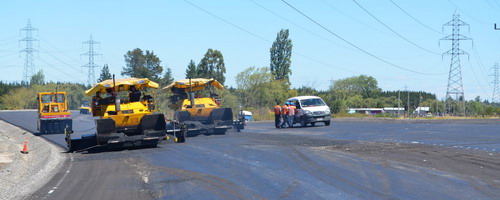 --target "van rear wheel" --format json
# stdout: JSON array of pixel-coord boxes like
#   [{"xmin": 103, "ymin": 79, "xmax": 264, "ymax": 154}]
[{"xmin": 311, "ymin": 122, "xmax": 315, "ymax": 127}]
